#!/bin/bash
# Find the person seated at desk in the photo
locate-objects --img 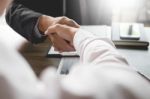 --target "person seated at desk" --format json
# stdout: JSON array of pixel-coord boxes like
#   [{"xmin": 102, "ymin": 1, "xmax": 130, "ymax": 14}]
[
  {"xmin": 6, "ymin": 0, "xmax": 79, "ymax": 52},
  {"xmin": 0, "ymin": 0, "xmax": 150, "ymax": 99}
]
